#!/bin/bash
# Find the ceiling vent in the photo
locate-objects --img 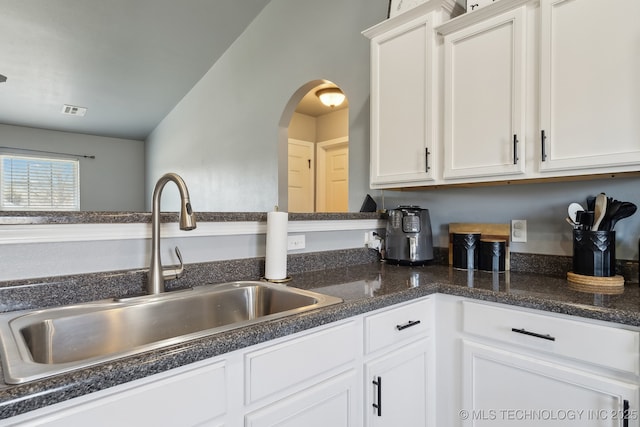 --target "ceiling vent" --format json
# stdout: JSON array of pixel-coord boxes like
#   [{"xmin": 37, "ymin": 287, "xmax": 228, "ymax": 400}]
[{"xmin": 61, "ymin": 104, "xmax": 87, "ymax": 117}]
